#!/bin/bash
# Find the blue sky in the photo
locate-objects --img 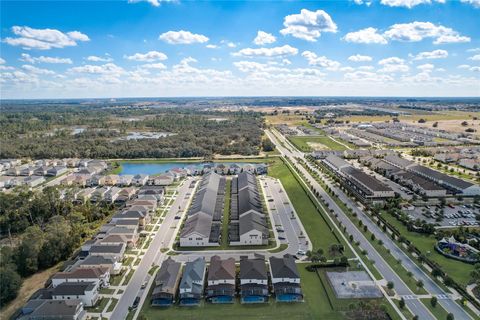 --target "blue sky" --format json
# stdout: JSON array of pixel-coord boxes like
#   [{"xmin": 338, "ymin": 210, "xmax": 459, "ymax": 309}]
[{"xmin": 1, "ymin": 0, "xmax": 479, "ymax": 98}]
